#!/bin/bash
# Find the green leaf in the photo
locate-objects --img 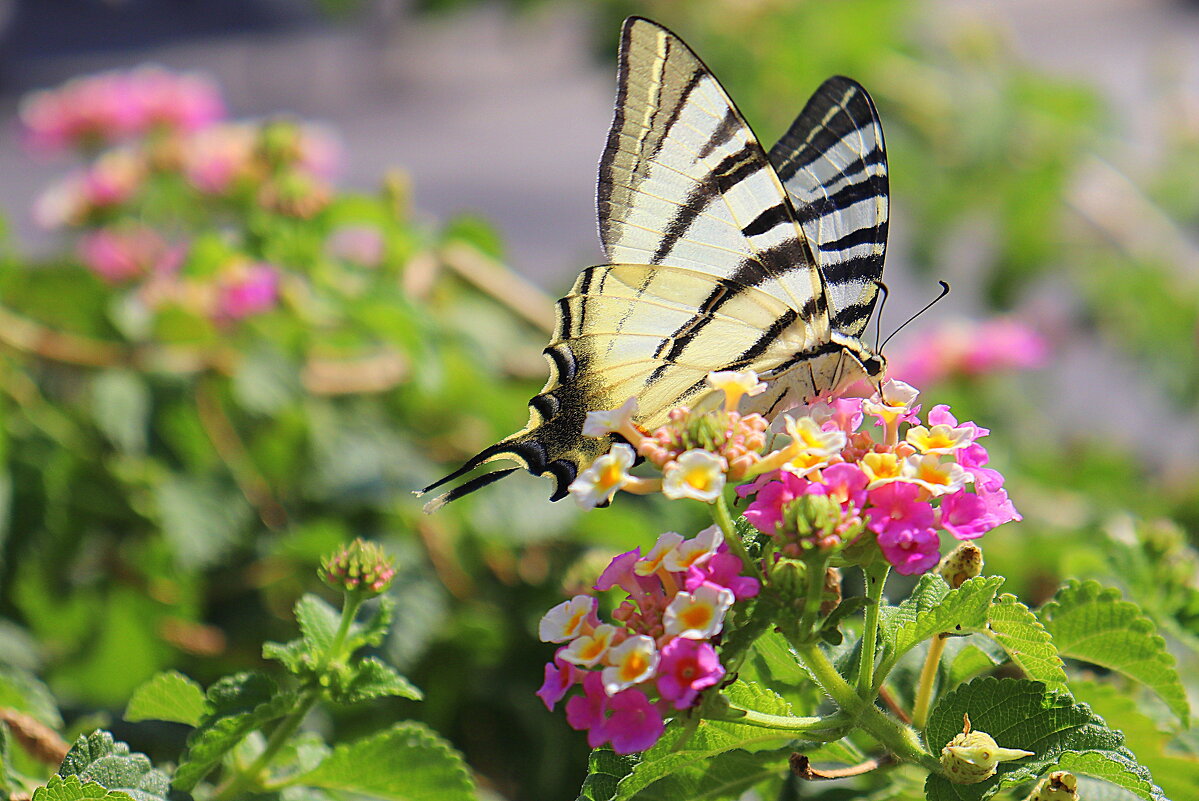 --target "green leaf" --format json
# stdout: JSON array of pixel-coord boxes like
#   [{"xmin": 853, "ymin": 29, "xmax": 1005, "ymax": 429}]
[
  {"xmin": 613, "ymin": 682, "xmax": 795, "ymax": 800},
  {"xmin": 174, "ymin": 673, "xmax": 297, "ymax": 792},
  {"xmin": 331, "ymin": 657, "xmax": 422, "ymax": 704},
  {"xmin": 232, "ymin": 345, "xmax": 301, "ymax": 415},
  {"xmin": 297, "ymin": 721, "xmax": 475, "ymax": 801},
  {"xmin": 985, "ymin": 594, "xmax": 1068, "ymax": 690},
  {"xmin": 1038, "ymin": 580, "xmax": 1190, "ymax": 724},
  {"xmin": 944, "ymin": 642, "xmax": 1003, "ymax": 689},
  {"xmin": 878, "ymin": 575, "xmax": 1004, "ymax": 675},
  {"xmin": 923, "ymin": 677, "xmax": 1166, "ymax": 801},
  {"xmin": 90, "ymin": 370, "xmax": 149, "ymax": 454},
  {"xmin": 629, "ymin": 748, "xmax": 791, "ymax": 801},
  {"xmin": 294, "ymin": 594, "xmax": 340, "ymax": 657},
  {"xmin": 124, "ymin": 671, "xmax": 206, "ymax": 726},
  {"xmin": 57, "ymin": 731, "xmax": 171, "ymax": 801},
  {"xmin": 32, "ymin": 775, "xmax": 132, "ymax": 801},
  {"xmin": 155, "ymin": 476, "xmax": 251, "ymax": 571},
  {"xmin": 576, "ymin": 748, "xmax": 637, "ymax": 801}
]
